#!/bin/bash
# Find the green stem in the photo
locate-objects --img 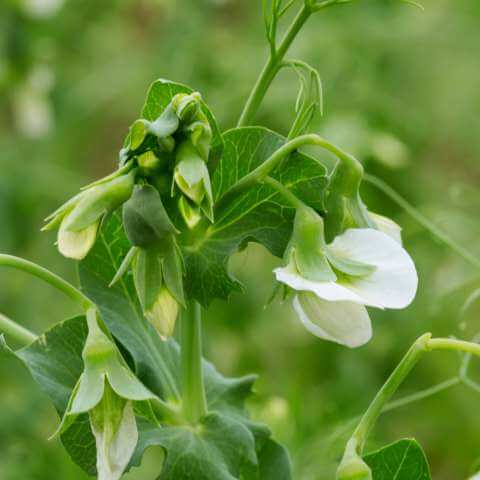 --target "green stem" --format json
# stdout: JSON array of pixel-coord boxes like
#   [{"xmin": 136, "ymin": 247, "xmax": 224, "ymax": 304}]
[
  {"xmin": 0, "ymin": 254, "xmax": 94, "ymax": 311},
  {"xmin": 216, "ymin": 133, "xmax": 361, "ymax": 208},
  {"xmin": 0, "ymin": 312, "xmax": 37, "ymax": 345},
  {"xmin": 181, "ymin": 300, "xmax": 207, "ymax": 423},
  {"xmin": 340, "ymin": 334, "xmax": 480, "ymax": 468},
  {"xmin": 238, "ymin": 4, "xmax": 312, "ymax": 126},
  {"xmin": 263, "ymin": 176, "xmax": 306, "ymax": 208},
  {"xmin": 364, "ymin": 174, "xmax": 480, "ymax": 270},
  {"xmin": 350, "ymin": 333, "xmax": 432, "ymax": 454}
]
